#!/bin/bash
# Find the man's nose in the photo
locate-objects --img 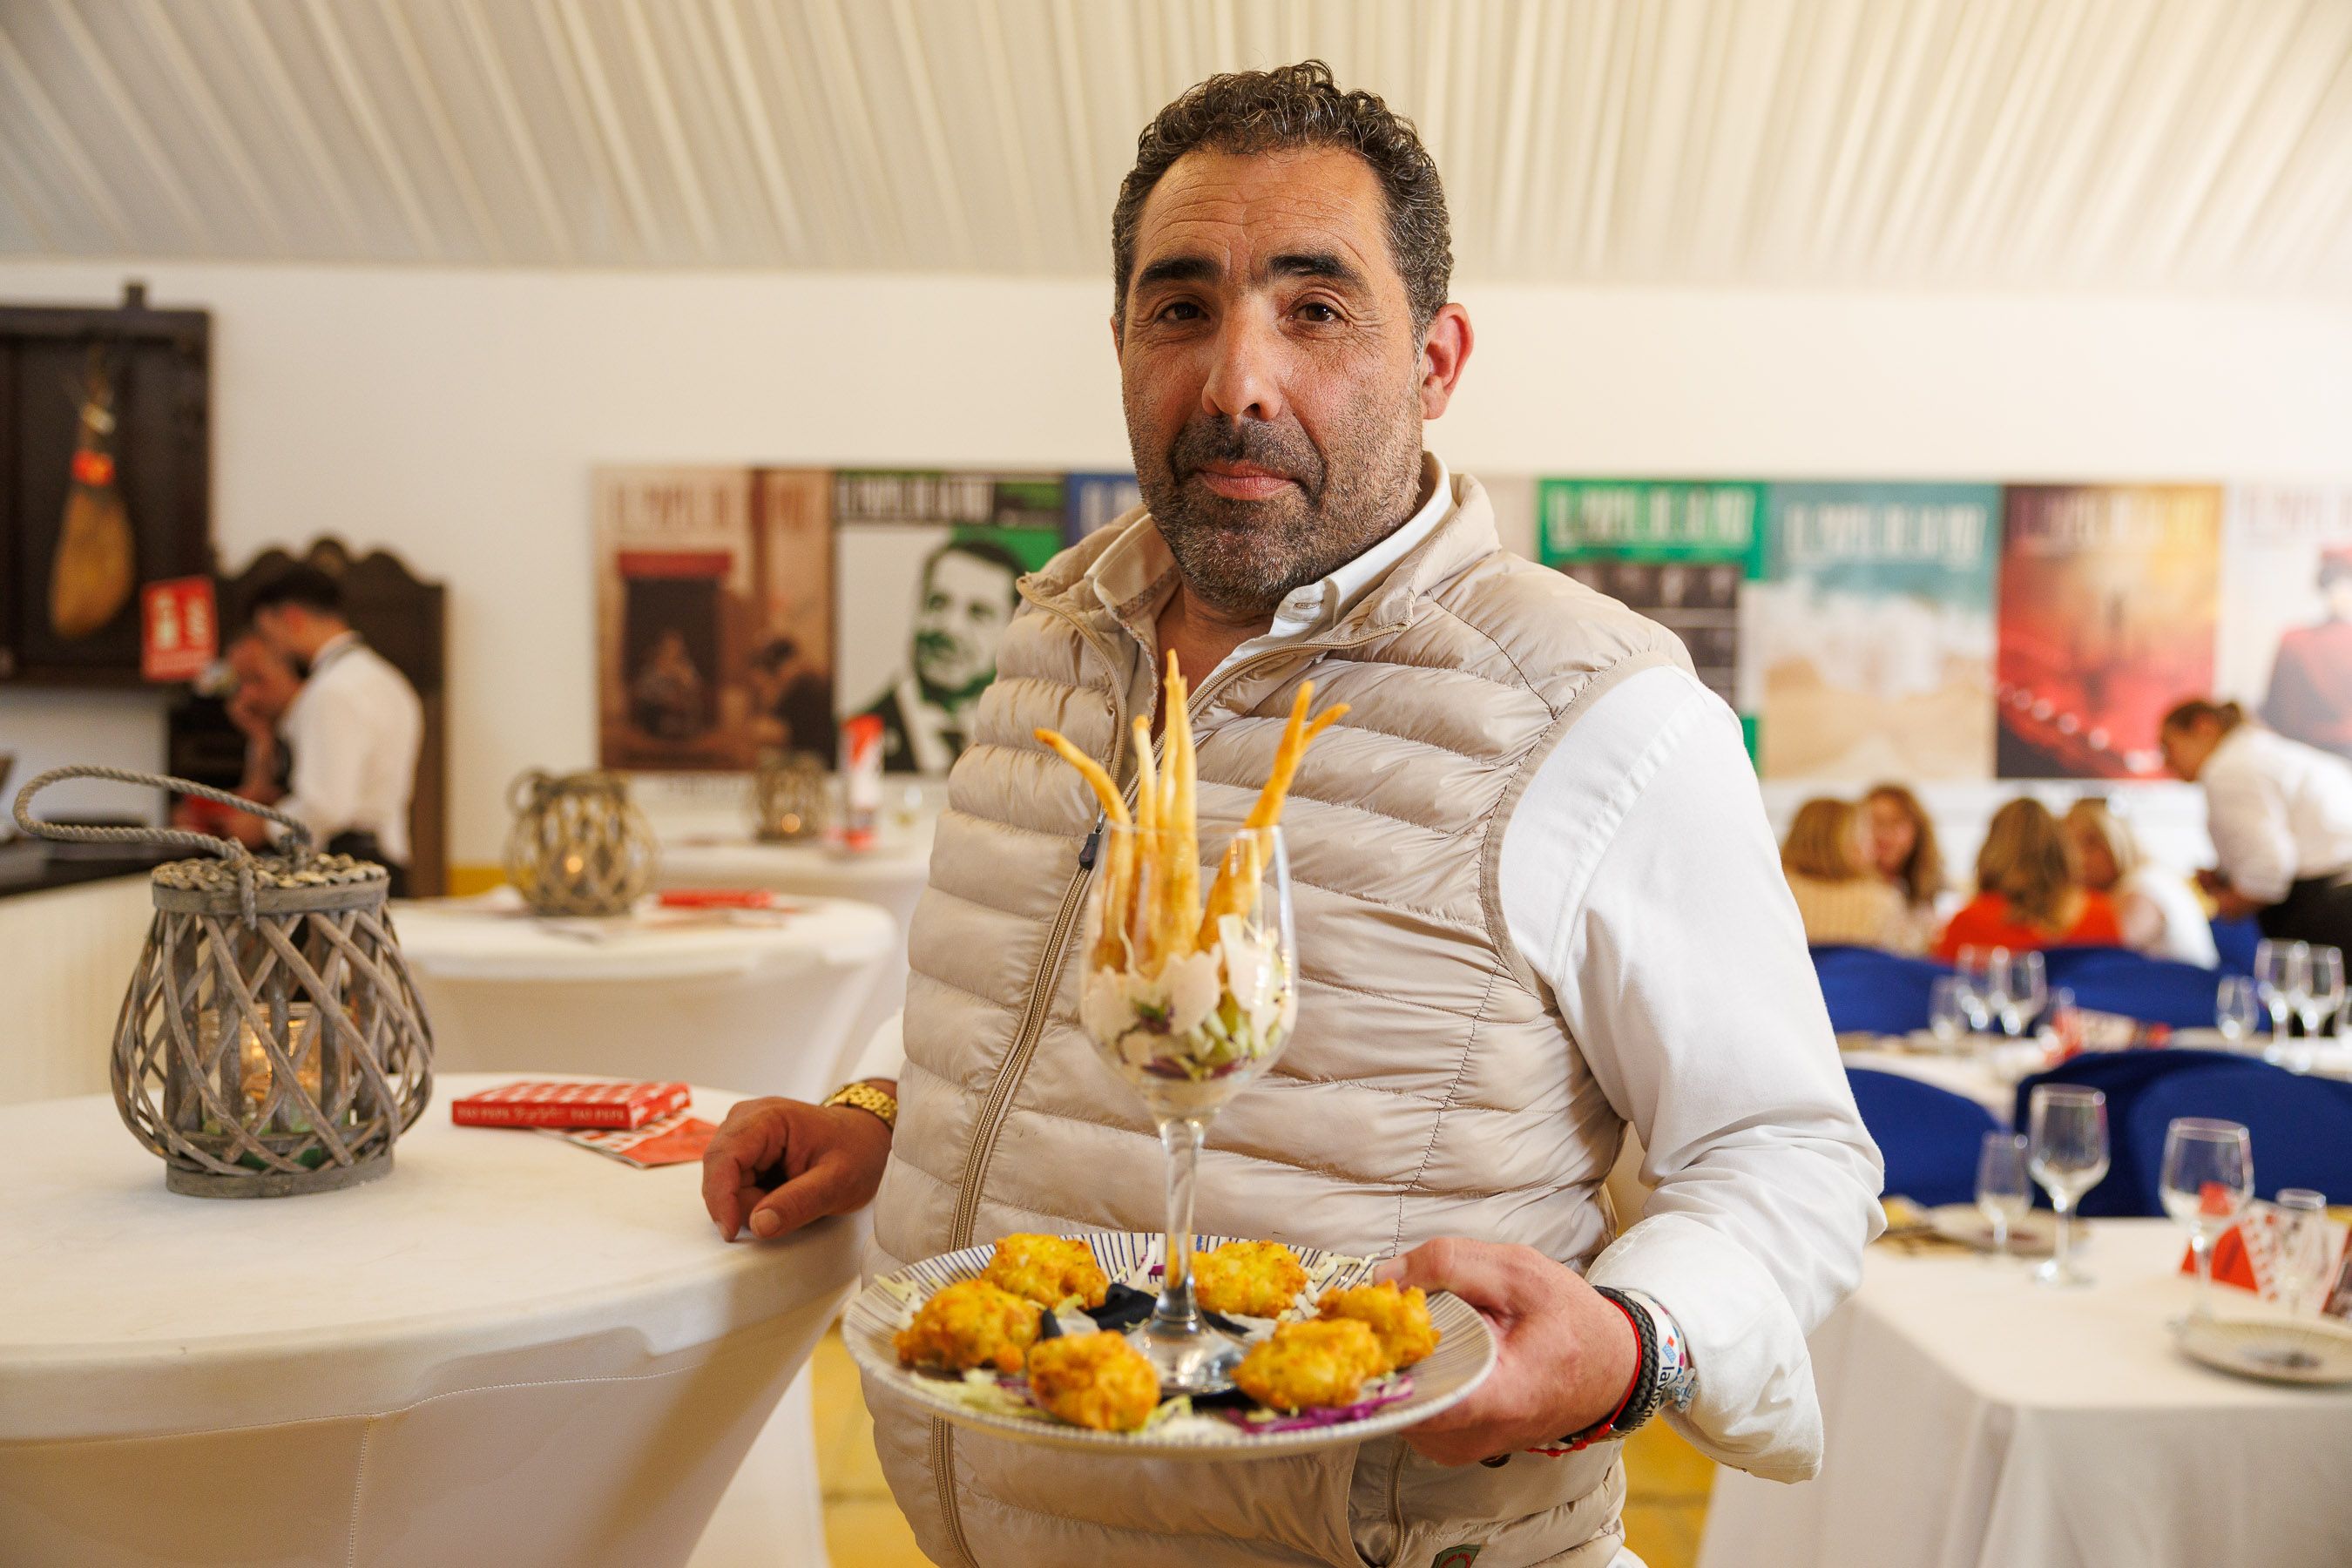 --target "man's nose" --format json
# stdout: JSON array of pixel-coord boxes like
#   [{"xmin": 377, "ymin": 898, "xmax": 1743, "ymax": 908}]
[{"xmin": 1200, "ymin": 311, "xmax": 1286, "ymax": 424}]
